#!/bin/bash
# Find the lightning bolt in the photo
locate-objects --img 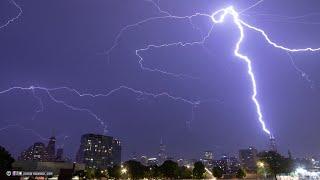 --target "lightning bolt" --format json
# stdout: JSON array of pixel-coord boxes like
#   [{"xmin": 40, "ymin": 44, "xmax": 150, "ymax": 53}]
[
  {"xmin": 0, "ymin": 123, "xmax": 49, "ymax": 141},
  {"xmin": 106, "ymin": 2, "xmax": 320, "ymax": 138},
  {"xmin": 239, "ymin": 0, "xmax": 265, "ymax": 14},
  {"xmin": 0, "ymin": 0, "xmax": 22, "ymax": 30},
  {"xmin": 2, "ymin": 1, "xmax": 320, "ymax": 141},
  {"xmin": 210, "ymin": 7, "xmax": 271, "ymax": 135},
  {"xmin": 105, "ymin": 0, "xmax": 212, "ymax": 79},
  {"xmin": 243, "ymin": 11, "xmax": 320, "ymax": 25},
  {"xmin": 211, "ymin": 6, "xmax": 320, "ymax": 136},
  {"xmin": 0, "ymin": 86, "xmax": 108, "ymax": 134},
  {"xmin": 31, "ymin": 88, "xmax": 45, "ymax": 121},
  {"xmin": 286, "ymin": 52, "xmax": 314, "ymax": 89},
  {"xmin": 106, "ymin": 3, "xmax": 274, "ymax": 136},
  {"xmin": 0, "ymin": 85, "xmax": 201, "ymax": 134}
]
